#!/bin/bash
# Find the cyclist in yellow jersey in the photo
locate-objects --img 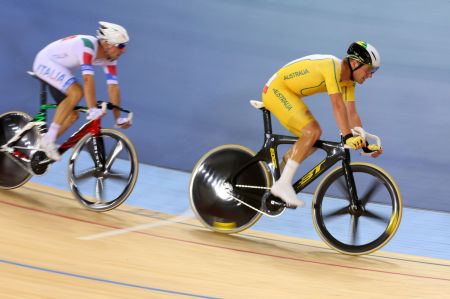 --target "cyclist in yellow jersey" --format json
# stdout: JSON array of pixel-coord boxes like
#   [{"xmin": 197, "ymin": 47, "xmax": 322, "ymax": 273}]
[{"xmin": 262, "ymin": 41, "xmax": 383, "ymax": 207}]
